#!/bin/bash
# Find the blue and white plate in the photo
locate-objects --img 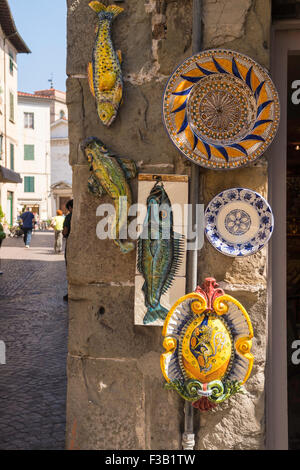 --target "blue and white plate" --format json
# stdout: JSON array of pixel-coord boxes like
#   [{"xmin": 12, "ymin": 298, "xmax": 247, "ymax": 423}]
[{"xmin": 205, "ymin": 188, "xmax": 274, "ymax": 257}]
